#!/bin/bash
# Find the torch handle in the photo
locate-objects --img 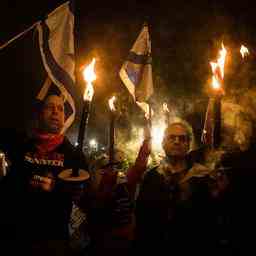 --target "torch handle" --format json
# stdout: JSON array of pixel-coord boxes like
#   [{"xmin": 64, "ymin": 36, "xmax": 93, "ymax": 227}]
[
  {"xmin": 73, "ymin": 100, "xmax": 90, "ymax": 177},
  {"xmin": 78, "ymin": 100, "xmax": 90, "ymax": 151},
  {"xmin": 109, "ymin": 112, "xmax": 115, "ymax": 165},
  {"xmin": 213, "ymin": 96, "xmax": 221, "ymax": 149}
]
